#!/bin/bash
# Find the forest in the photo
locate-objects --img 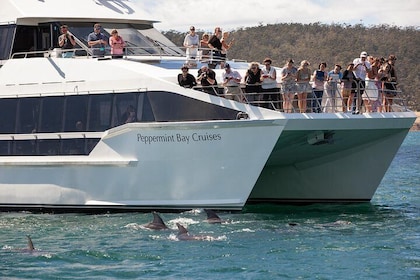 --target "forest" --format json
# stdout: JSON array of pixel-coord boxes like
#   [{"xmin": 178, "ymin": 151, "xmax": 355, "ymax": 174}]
[{"xmin": 163, "ymin": 23, "xmax": 420, "ymax": 111}]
